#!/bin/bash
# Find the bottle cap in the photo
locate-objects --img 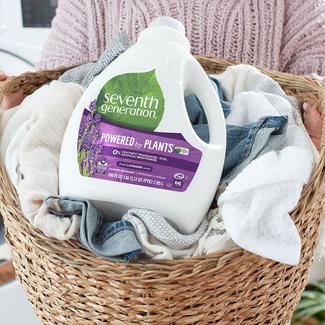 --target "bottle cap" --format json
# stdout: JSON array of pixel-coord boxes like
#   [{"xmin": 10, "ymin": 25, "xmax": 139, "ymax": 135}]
[{"xmin": 149, "ymin": 16, "xmax": 185, "ymax": 35}]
